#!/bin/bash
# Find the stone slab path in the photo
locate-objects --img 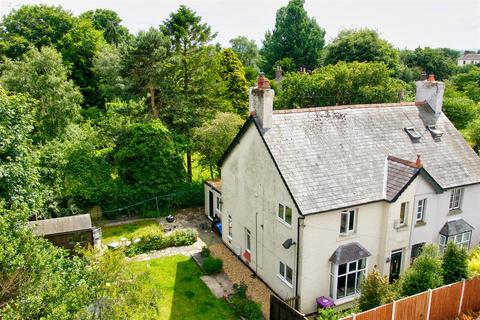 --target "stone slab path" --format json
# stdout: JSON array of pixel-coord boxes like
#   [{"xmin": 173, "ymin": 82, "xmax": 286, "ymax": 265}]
[{"xmin": 200, "ymin": 273, "xmax": 235, "ymax": 298}]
